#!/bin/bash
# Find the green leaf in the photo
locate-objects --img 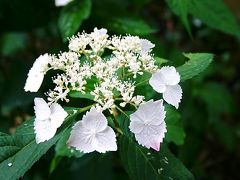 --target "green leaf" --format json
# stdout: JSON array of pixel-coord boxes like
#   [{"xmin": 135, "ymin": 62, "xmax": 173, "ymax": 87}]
[
  {"xmin": 0, "ymin": 119, "xmax": 63, "ymax": 180},
  {"xmin": 166, "ymin": 0, "xmax": 240, "ymax": 36},
  {"xmin": 55, "ymin": 128, "xmax": 84, "ymax": 158},
  {"xmin": 193, "ymin": 82, "xmax": 233, "ymax": 114},
  {"xmin": 189, "ymin": 0, "xmax": 240, "ymax": 37},
  {"xmin": 166, "ymin": 0, "xmax": 192, "ymax": 36},
  {"xmin": 177, "ymin": 53, "xmax": 214, "ymax": 82},
  {"xmin": 69, "ymin": 90, "xmax": 94, "ymax": 100},
  {"xmin": 58, "ymin": 0, "xmax": 92, "ymax": 40},
  {"xmin": 119, "ymin": 135, "xmax": 194, "ymax": 180},
  {"xmin": 165, "ymin": 106, "xmax": 186, "ymax": 145},
  {"xmin": 1, "ymin": 33, "xmax": 27, "ymax": 56},
  {"xmin": 154, "ymin": 57, "xmax": 168, "ymax": 66},
  {"xmin": 107, "ymin": 17, "xmax": 157, "ymax": 35}
]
